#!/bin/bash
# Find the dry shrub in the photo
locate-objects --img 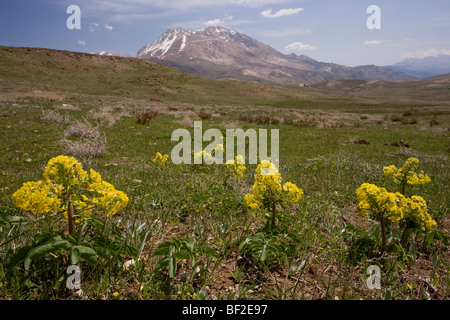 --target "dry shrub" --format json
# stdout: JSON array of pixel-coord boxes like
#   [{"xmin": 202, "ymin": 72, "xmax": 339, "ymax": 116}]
[
  {"xmin": 286, "ymin": 117, "xmax": 326, "ymax": 127},
  {"xmin": 60, "ymin": 136, "xmax": 106, "ymax": 159},
  {"xmin": 135, "ymin": 111, "xmax": 158, "ymax": 124},
  {"xmin": 41, "ymin": 110, "xmax": 71, "ymax": 125},
  {"xmin": 89, "ymin": 109, "xmax": 129, "ymax": 127},
  {"xmin": 403, "ymin": 110, "xmax": 414, "ymax": 117},
  {"xmin": 89, "ymin": 111, "xmax": 117, "ymax": 127},
  {"xmin": 198, "ymin": 110, "xmax": 212, "ymax": 120},
  {"xmin": 429, "ymin": 117, "xmax": 440, "ymax": 127},
  {"xmin": 401, "ymin": 118, "xmax": 418, "ymax": 125},
  {"xmin": 390, "ymin": 114, "xmax": 403, "ymax": 122},
  {"xmin": 238, "ymin": 114, "xmax": 280, "ymax": 125},
  {"xmin": 64, "ymin": 119, "xmax": 100, "ymax": 140}
]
